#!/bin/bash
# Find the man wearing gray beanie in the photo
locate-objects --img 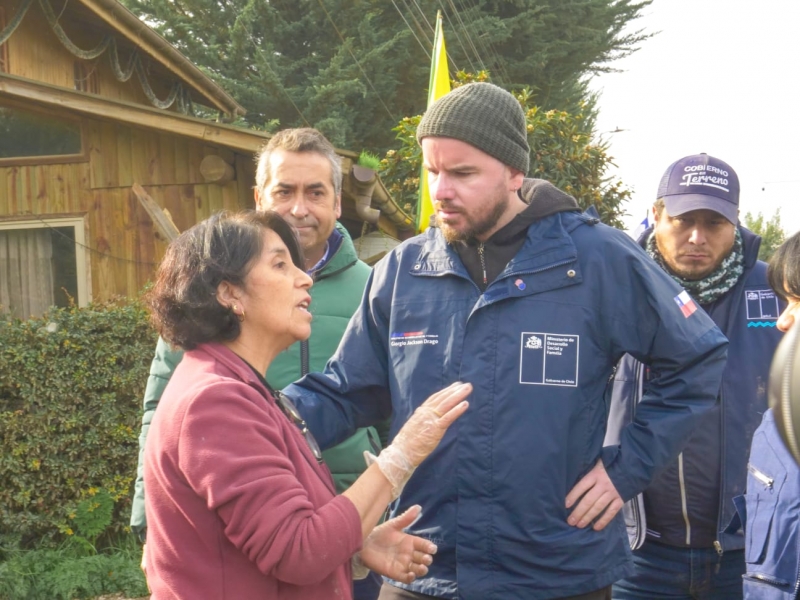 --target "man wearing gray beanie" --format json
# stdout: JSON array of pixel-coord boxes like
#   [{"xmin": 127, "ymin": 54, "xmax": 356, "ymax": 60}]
[{"xmin": 284, "ymin": 82, "xmax": 727, "ymax": 600}]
